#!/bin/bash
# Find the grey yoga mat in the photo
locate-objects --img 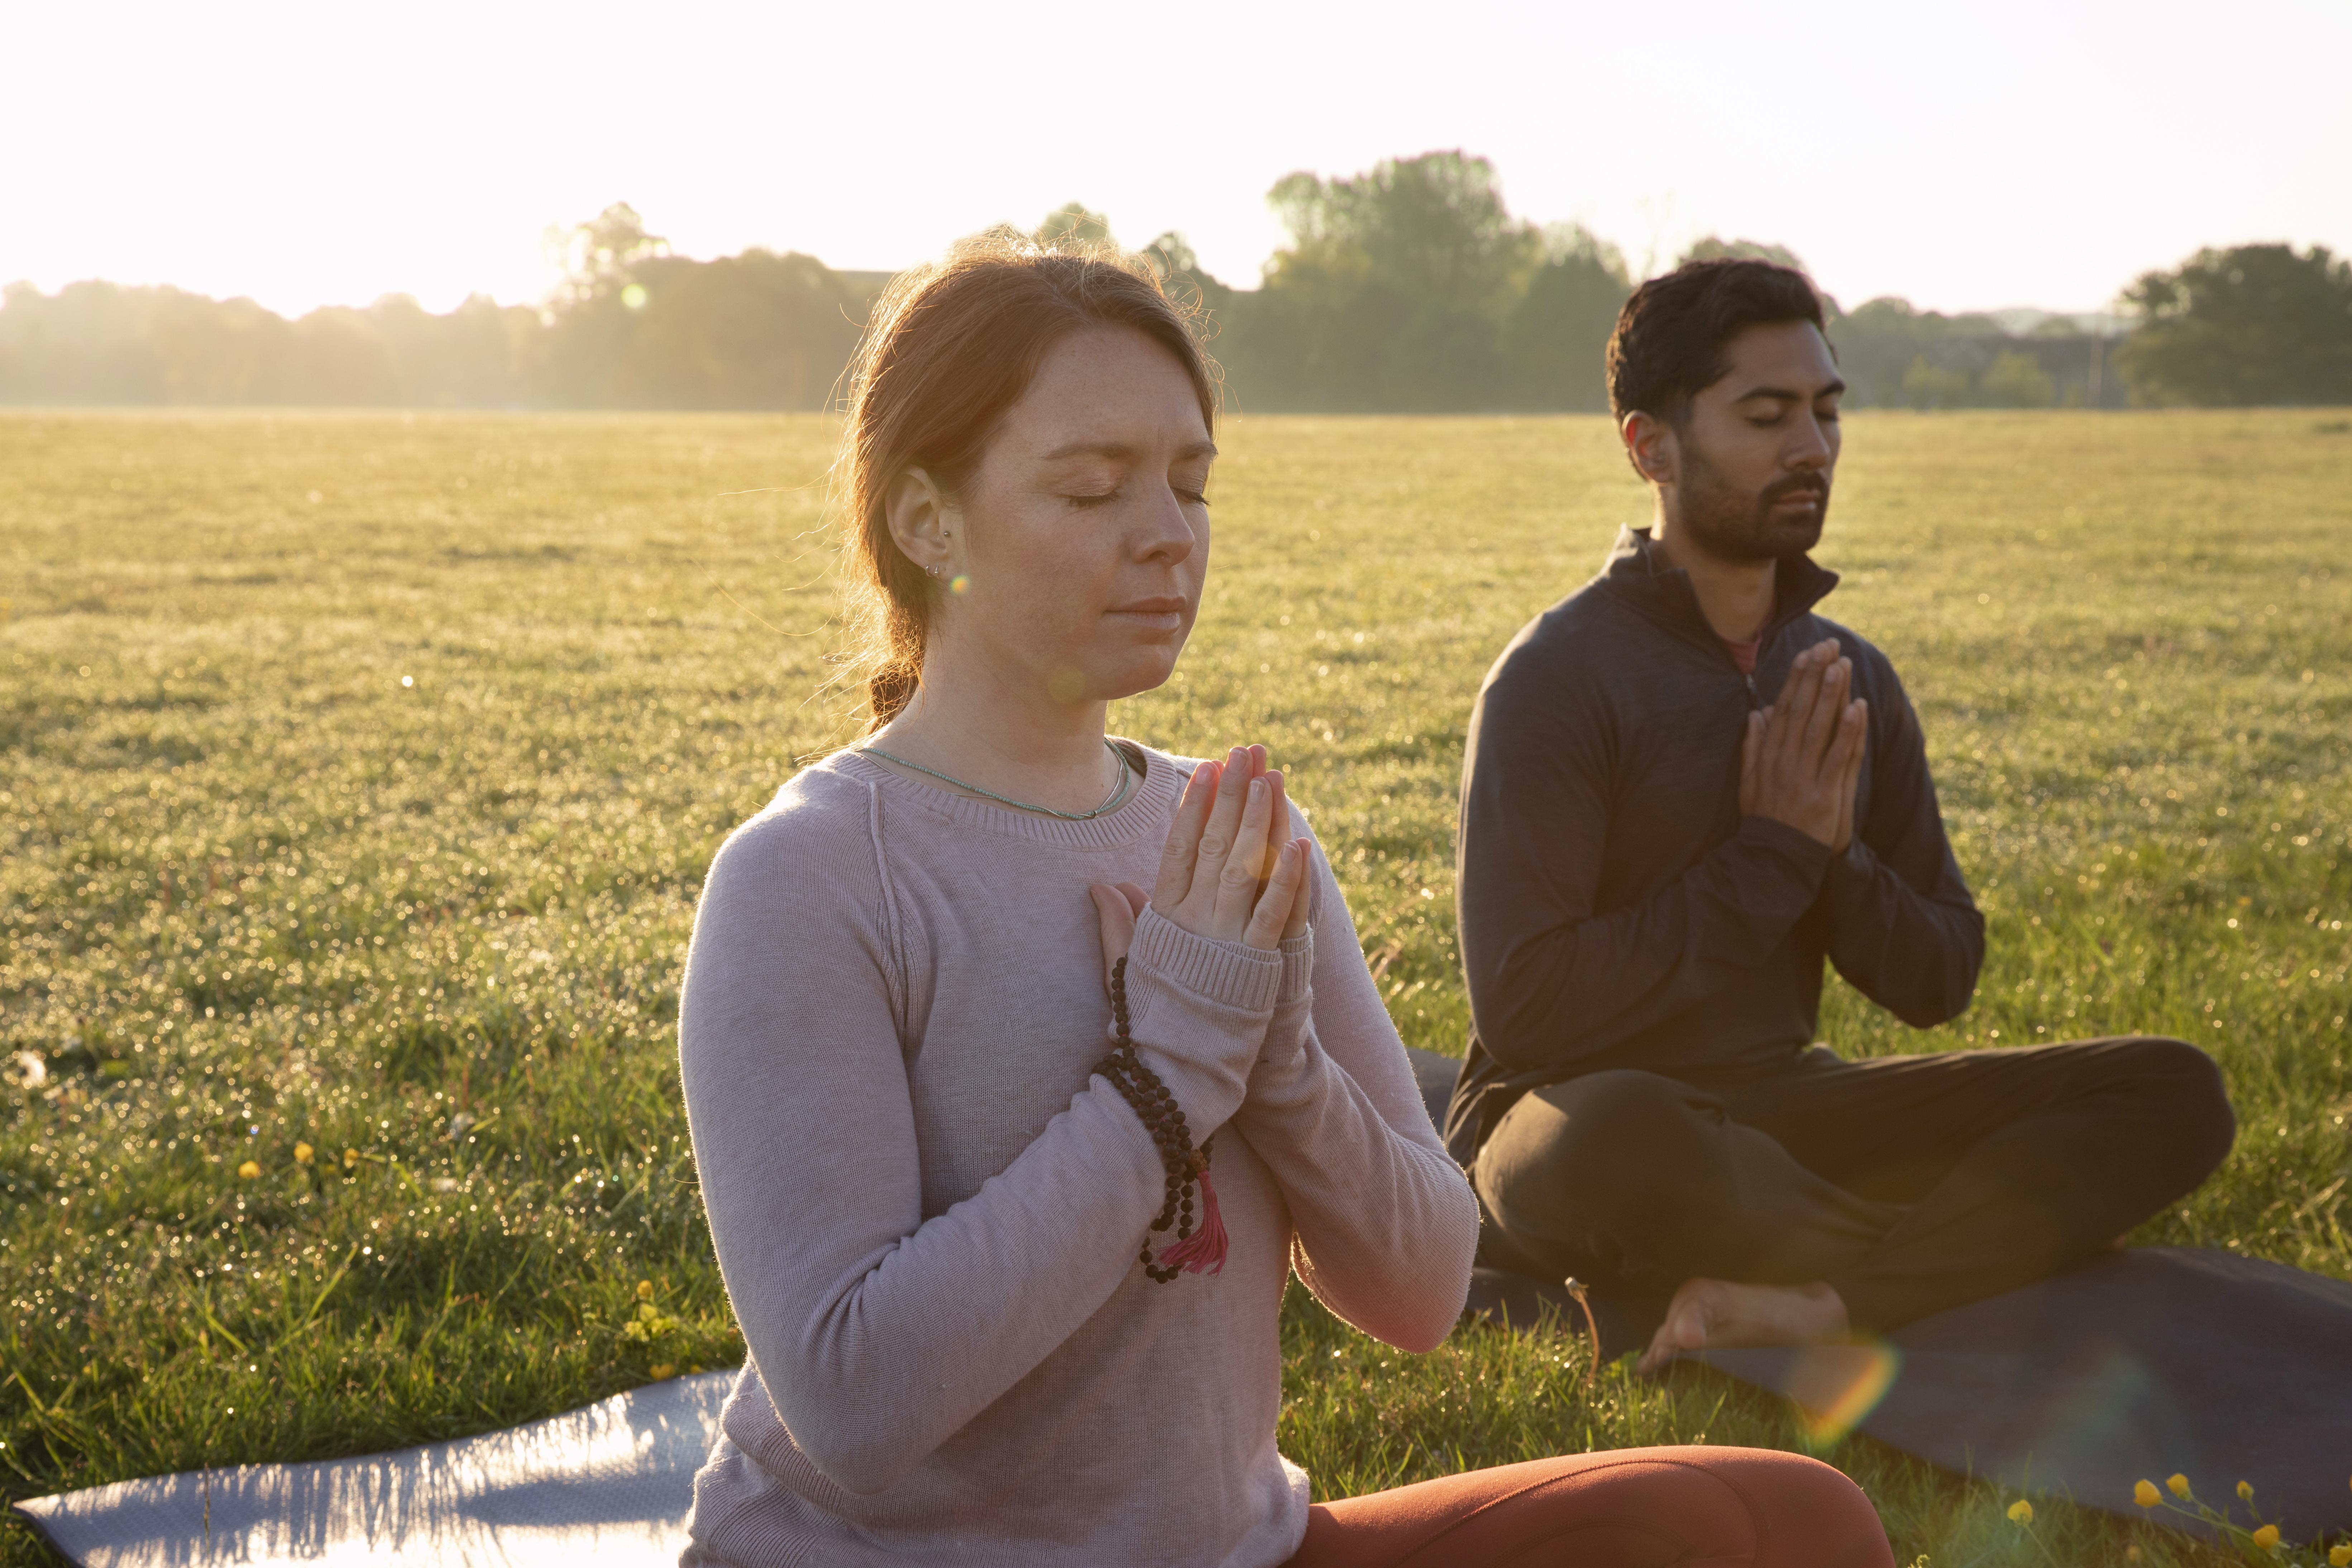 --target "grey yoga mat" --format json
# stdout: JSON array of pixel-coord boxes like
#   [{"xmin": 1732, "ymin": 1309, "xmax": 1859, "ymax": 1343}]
[
  {"xmin": 14, "ymin": 1368, "xmax": 734, "ymax": 1567},
  {"xmin": 1420, "ymin": 1048, "xmax": 2352, "ymax": 1539}
]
